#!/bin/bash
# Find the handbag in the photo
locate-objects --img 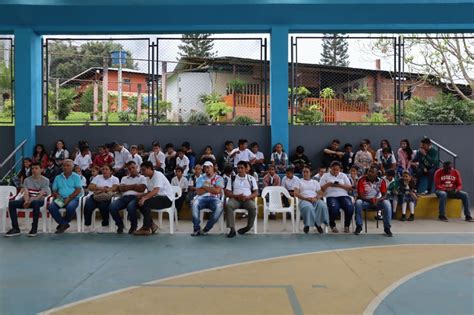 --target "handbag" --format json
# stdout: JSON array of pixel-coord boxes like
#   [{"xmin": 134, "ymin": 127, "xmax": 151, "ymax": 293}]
[{"xmin": 93, "ymin": 191, "xmax": 115, "ymax": 202}]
